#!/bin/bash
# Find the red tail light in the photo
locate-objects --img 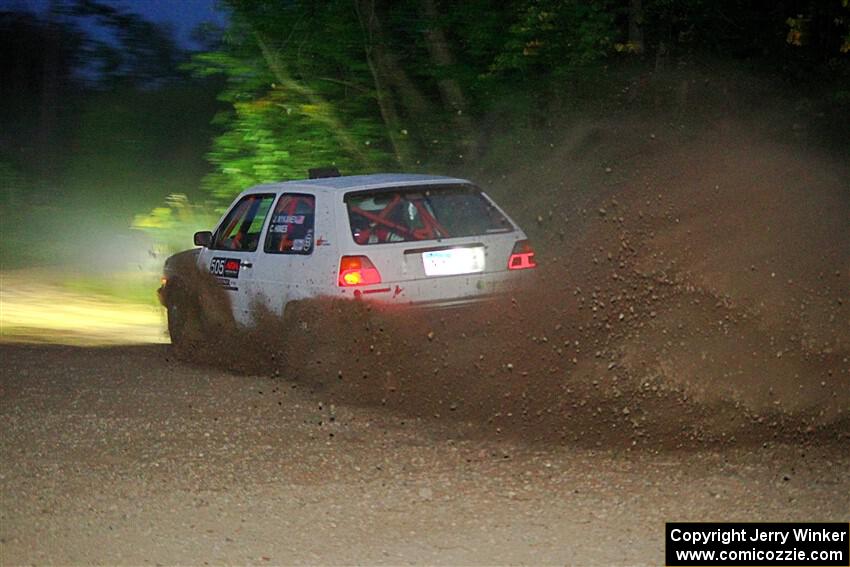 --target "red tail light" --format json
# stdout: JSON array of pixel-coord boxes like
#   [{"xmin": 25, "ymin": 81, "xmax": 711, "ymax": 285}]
[
  {"xmin": 338, "ymin": 255, "xmax": 382, "ymax": 286},
  {"xmin": 508, "ymin": 239, "xmax": 537, "ymax": 270}
]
